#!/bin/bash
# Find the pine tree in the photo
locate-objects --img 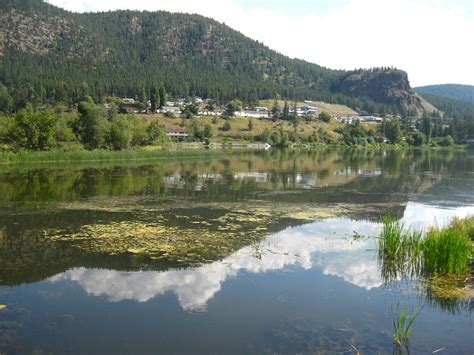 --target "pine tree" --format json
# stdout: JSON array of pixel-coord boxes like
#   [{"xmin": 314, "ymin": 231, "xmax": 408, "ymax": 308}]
[
  {"xmin": 283, "ymin": 99, "xmax": 289, "ymax": 120},
  {"xmin": 159, "ymin": 87, "xmax": 166, "ymax": 109},
  {"xmin": 150, "ymin": 84, "xmax": 160, "ymax": 113}
]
